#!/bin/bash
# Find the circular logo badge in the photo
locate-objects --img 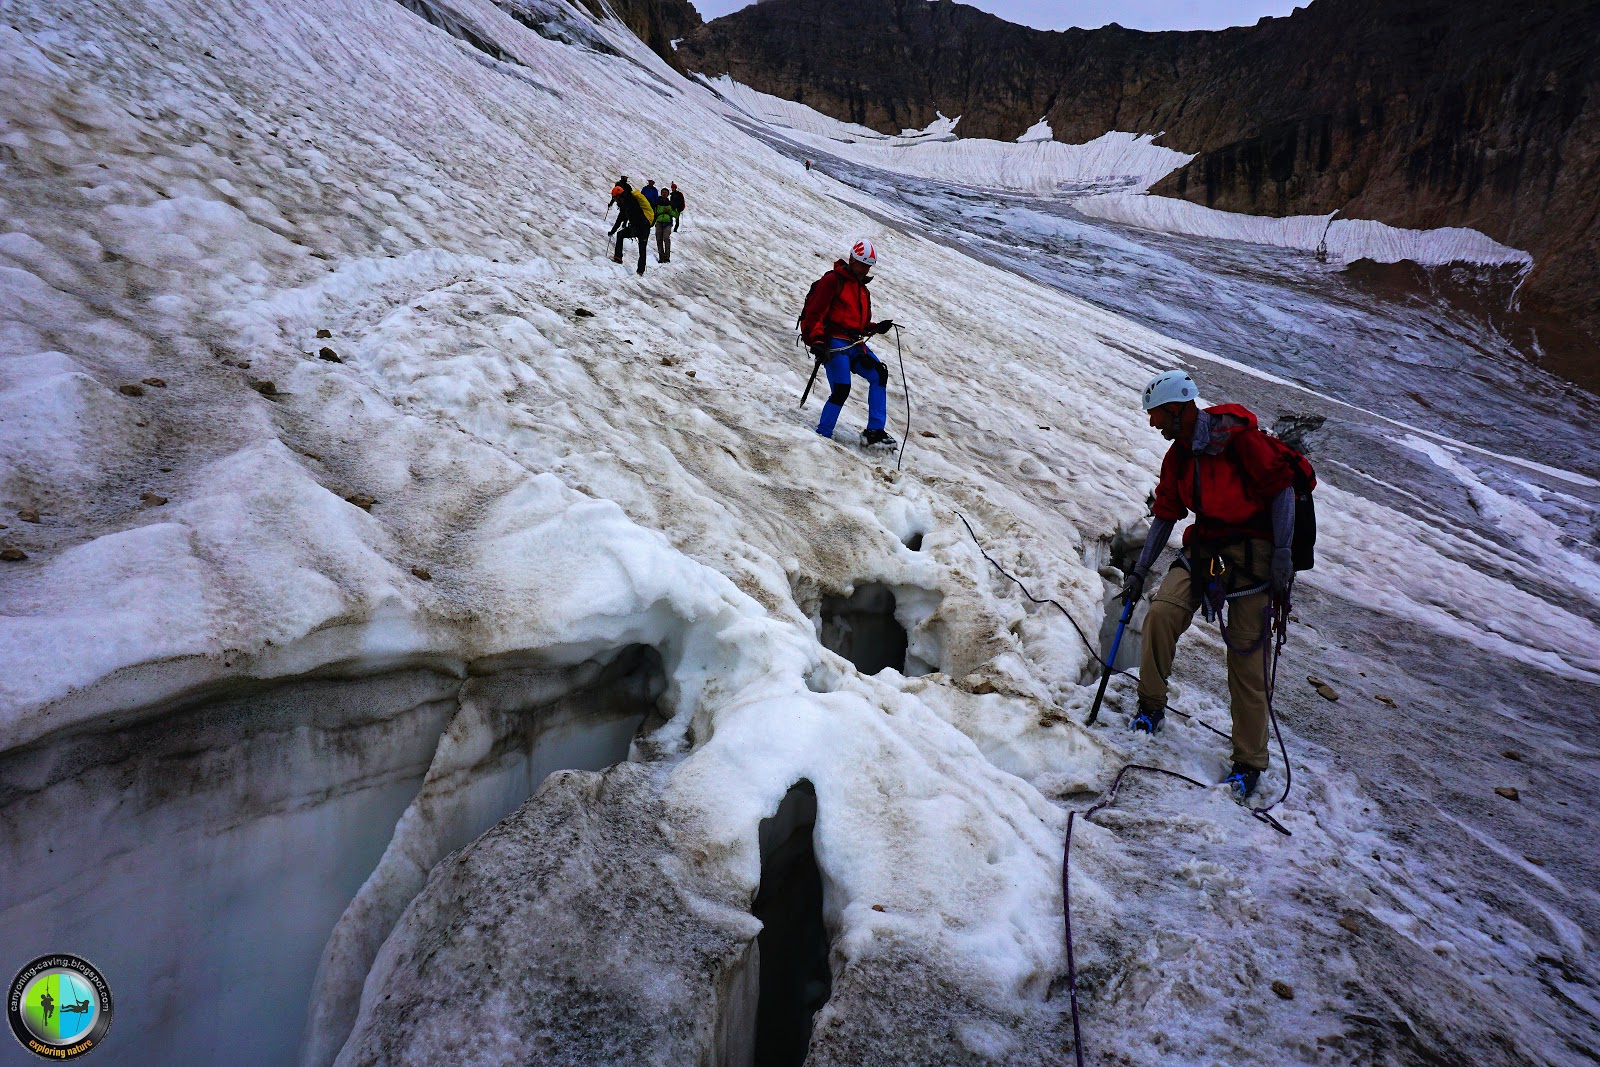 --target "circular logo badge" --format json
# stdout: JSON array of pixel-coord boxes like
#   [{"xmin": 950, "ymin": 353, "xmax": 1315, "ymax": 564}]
[{"xmin": 7, "ymin": 955, "xmax": 113, "ymax": 1059}]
